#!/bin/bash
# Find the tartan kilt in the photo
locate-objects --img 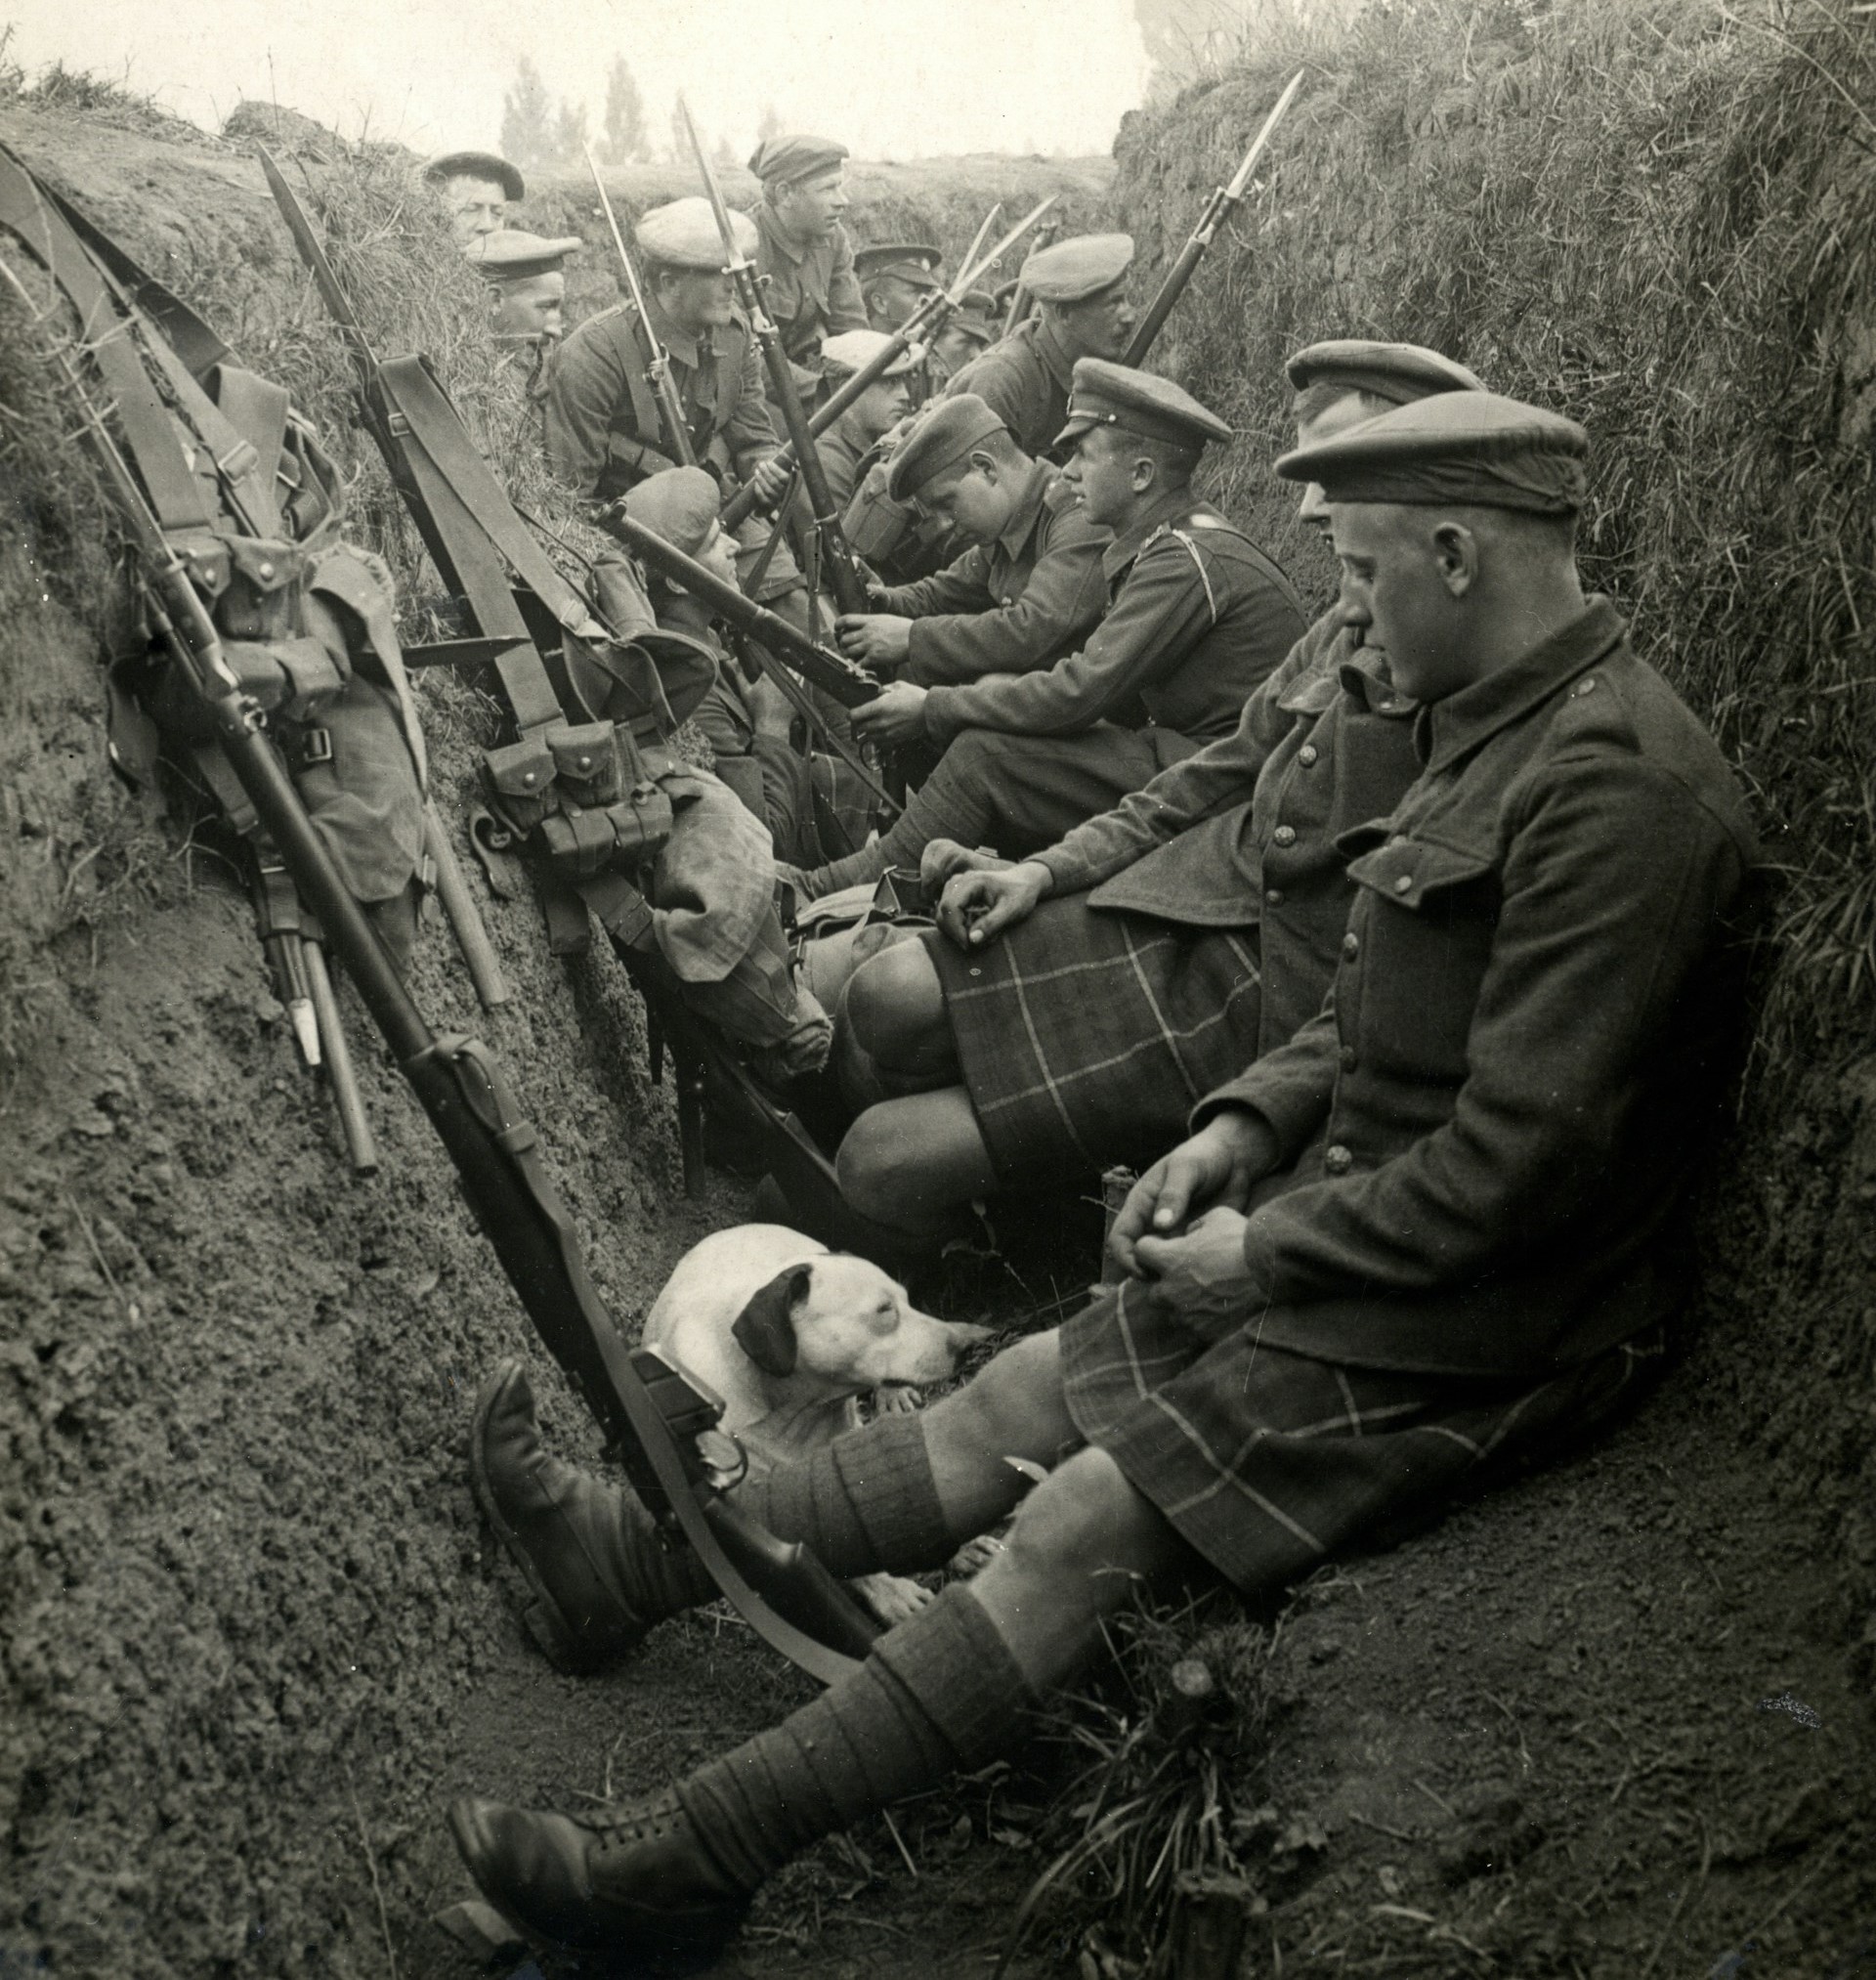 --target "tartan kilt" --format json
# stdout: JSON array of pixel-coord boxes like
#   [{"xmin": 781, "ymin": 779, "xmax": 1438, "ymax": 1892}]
[
  {"xmin": 931, "ymin": 895, "xmax": 1262, "ymax": 1180},
  {"xmin": 1062, "ymin": 1276, "xmax": 1669, "ymax": 1591}
]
